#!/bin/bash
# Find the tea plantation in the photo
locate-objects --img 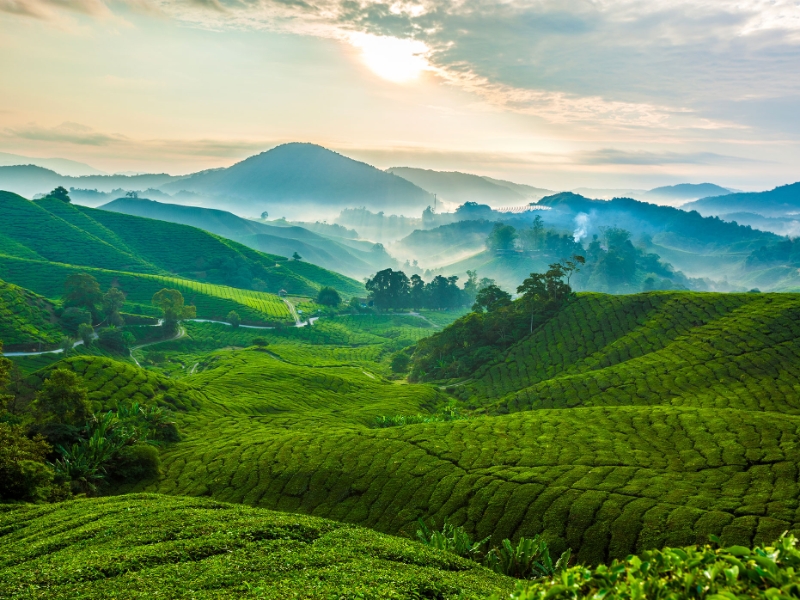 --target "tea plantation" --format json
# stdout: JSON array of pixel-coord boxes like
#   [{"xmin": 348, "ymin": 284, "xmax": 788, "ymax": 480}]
[
  {"xmin": 0, "ymin": 191, "xmax": 363, "ymax": 298},
  {"xmin": 0, "ymin": 279, "xmax": 64, "ymax": 349},
  {"xmin": 5, "ymin": 289, "xmax": 800, "ymax": 596}
]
